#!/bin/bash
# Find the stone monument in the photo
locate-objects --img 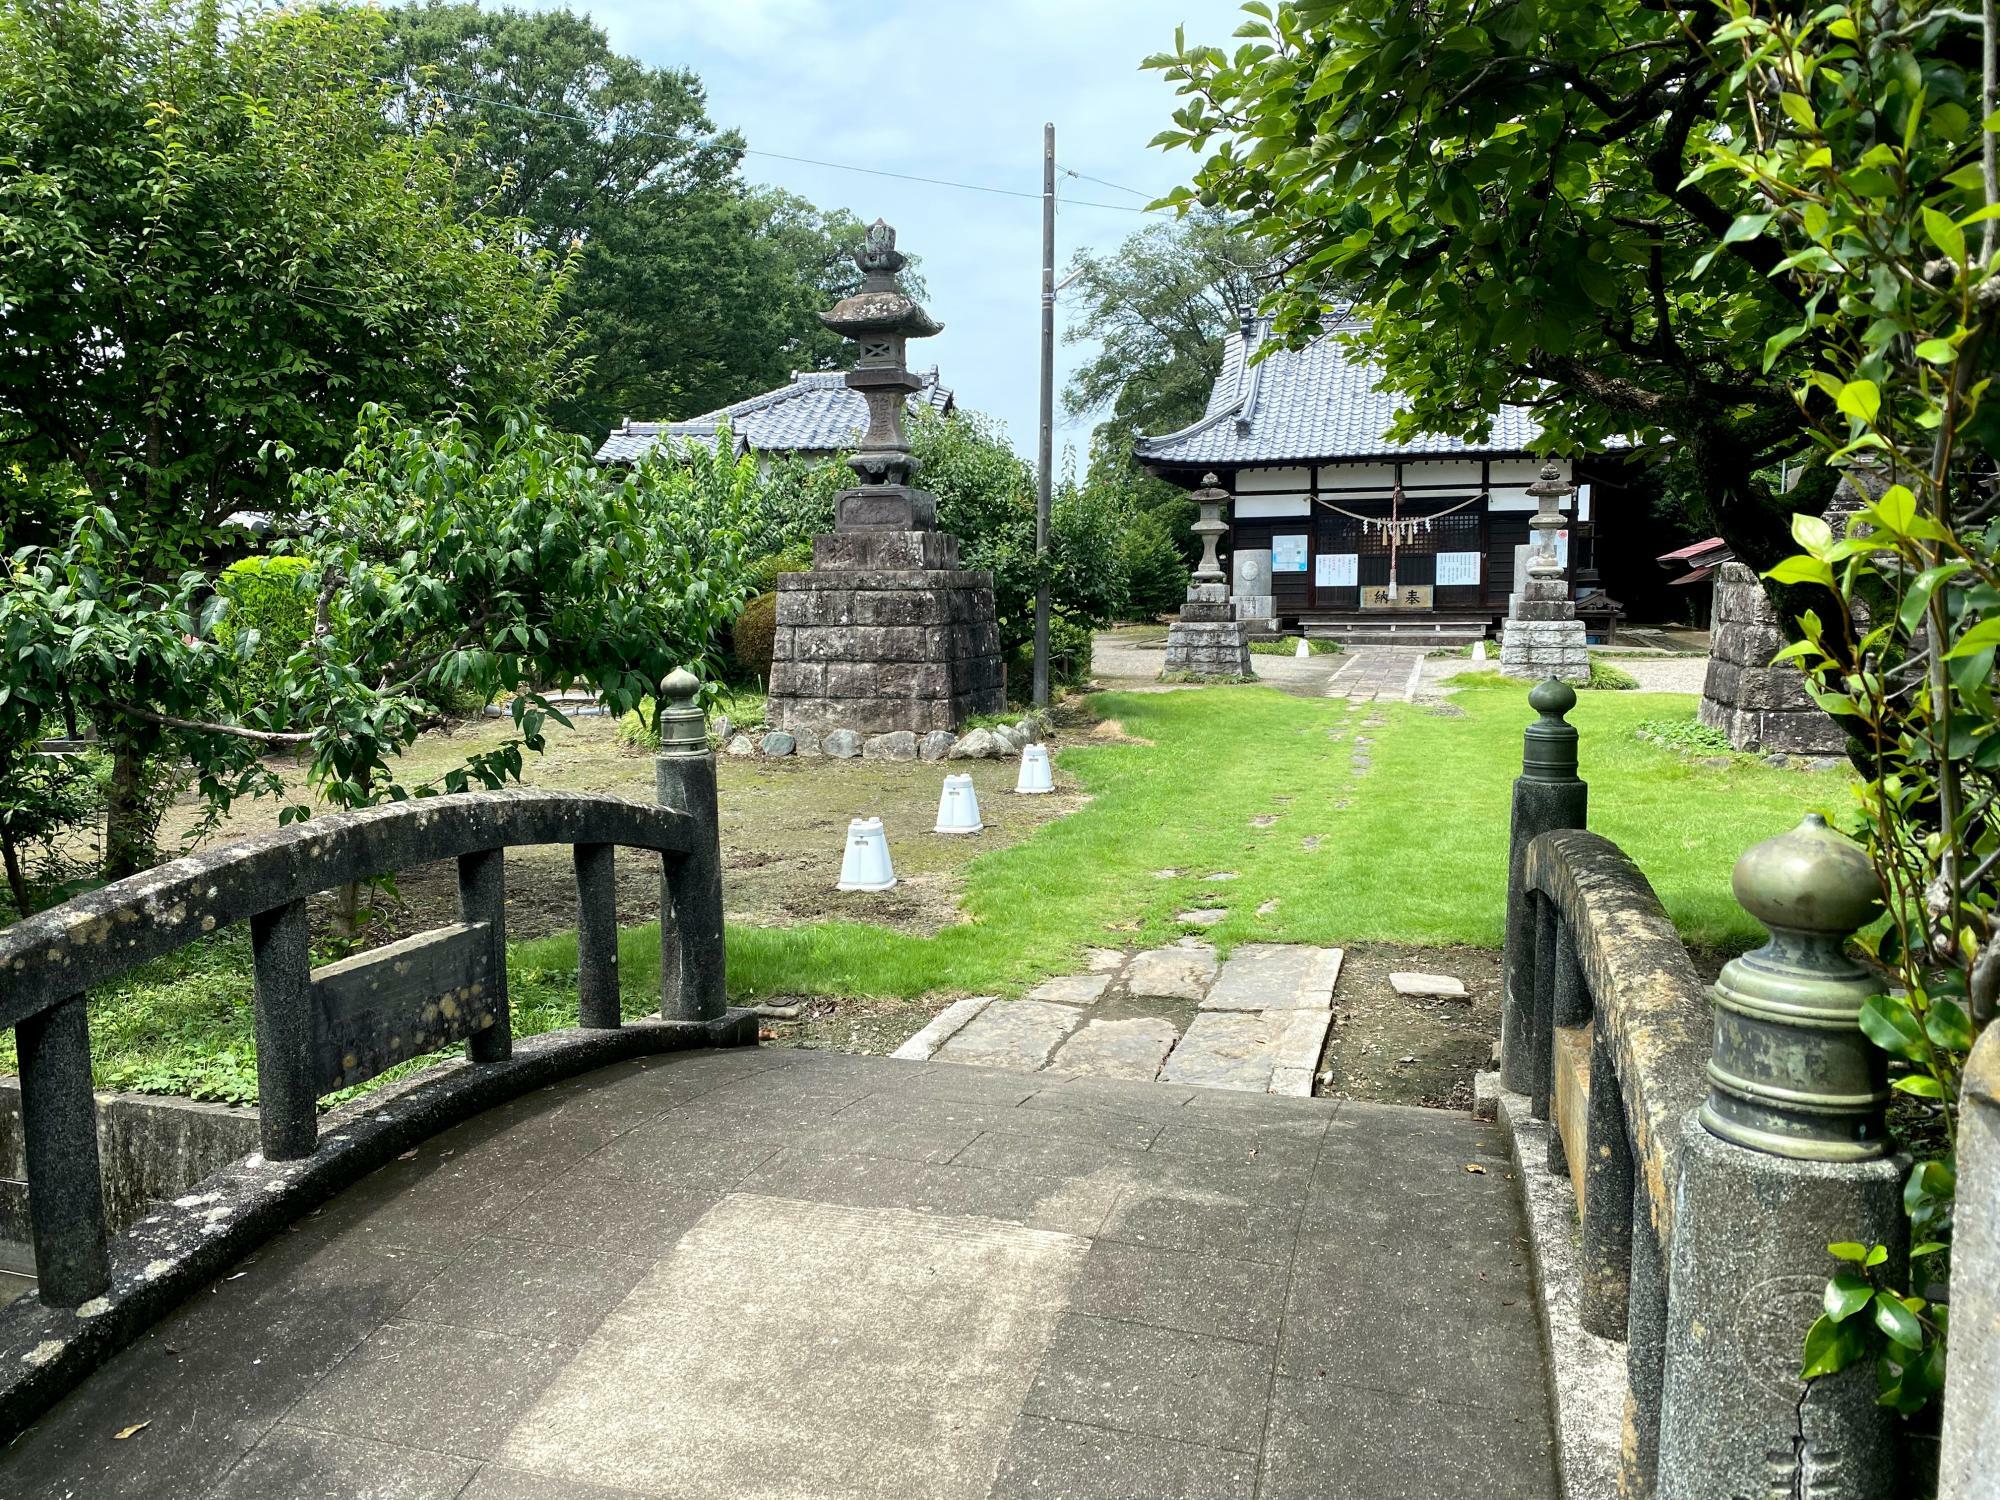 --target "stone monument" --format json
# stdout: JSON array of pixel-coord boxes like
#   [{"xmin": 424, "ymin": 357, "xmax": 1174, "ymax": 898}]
[
  {"xmin": 1499, "ymin": 463, "xmax": 1590, "ymax": 683},
  {"xmin": 1699, "ymin": 561, "xmax": 1846, "ymax": 755},
  {"xmin": 1163, "ymin": 473, "xmax": 1252, "ymax": 678},
  {"xmin": 767, "ymin": 222, "xmax": 1004, "ymax": 738}
]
